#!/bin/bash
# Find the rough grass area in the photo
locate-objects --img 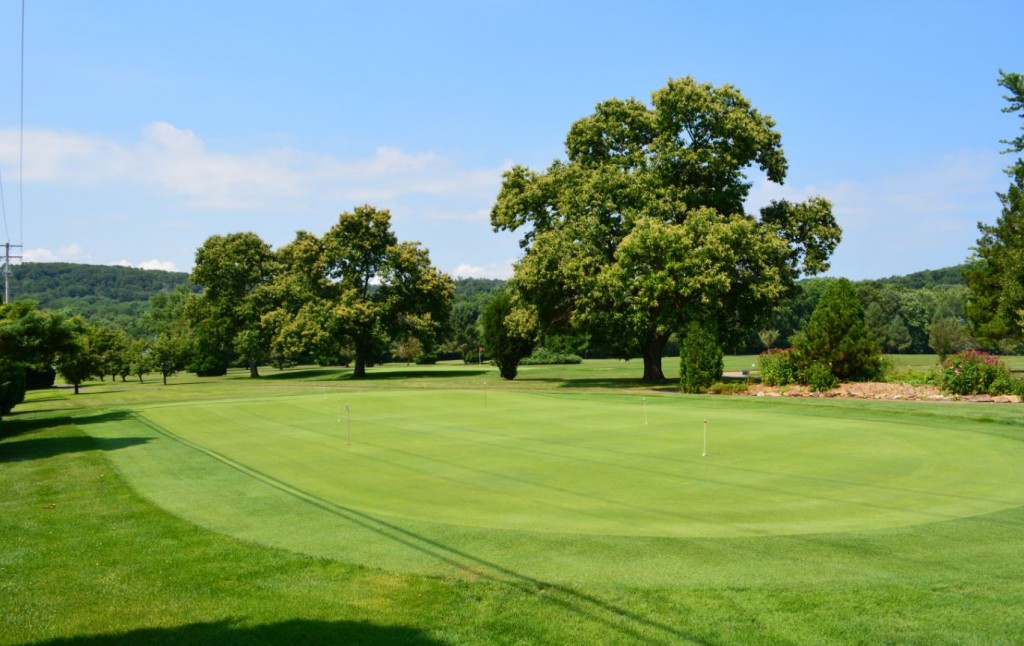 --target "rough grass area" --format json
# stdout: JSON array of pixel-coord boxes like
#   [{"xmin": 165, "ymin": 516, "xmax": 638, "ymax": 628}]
[{"xmin": 2, "ymin": 360, "xmax": 1023, "ymax": 645}]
